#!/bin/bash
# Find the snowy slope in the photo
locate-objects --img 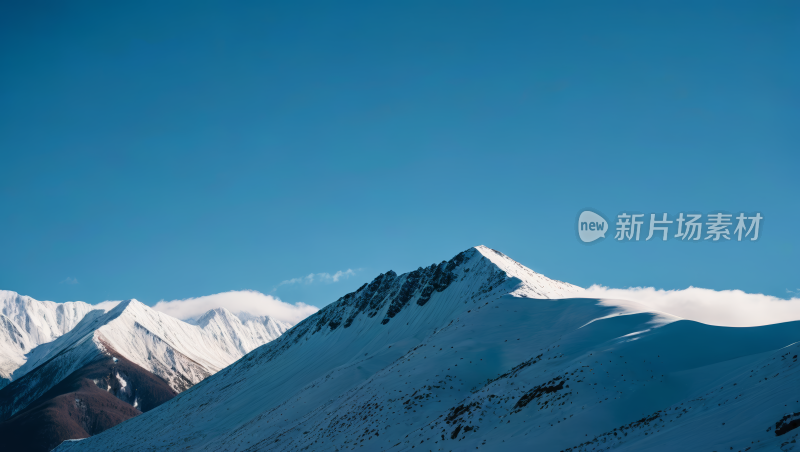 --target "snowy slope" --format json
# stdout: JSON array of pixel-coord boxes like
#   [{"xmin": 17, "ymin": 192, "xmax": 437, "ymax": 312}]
[
  {"xmin": 0, "ymin": 299, "xmax": 290, "ymax": 421},
  {"xmin": 236, "ymin": 312, "xmax": 293, "ymax": 345},
  {"xmin": 0, "ymin": 314, "xmax": 33, "ymax": 386},
  {"xmin": 193, "ymin": 308, "xmax": 291, "ymax": 356},
  {"xmin": 0, "ymin": 291, "xmax": 98, "ymax": 386},
  {"xmin": 52, "ymin": 246, "xmax": 800, "ymax": 452}
]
